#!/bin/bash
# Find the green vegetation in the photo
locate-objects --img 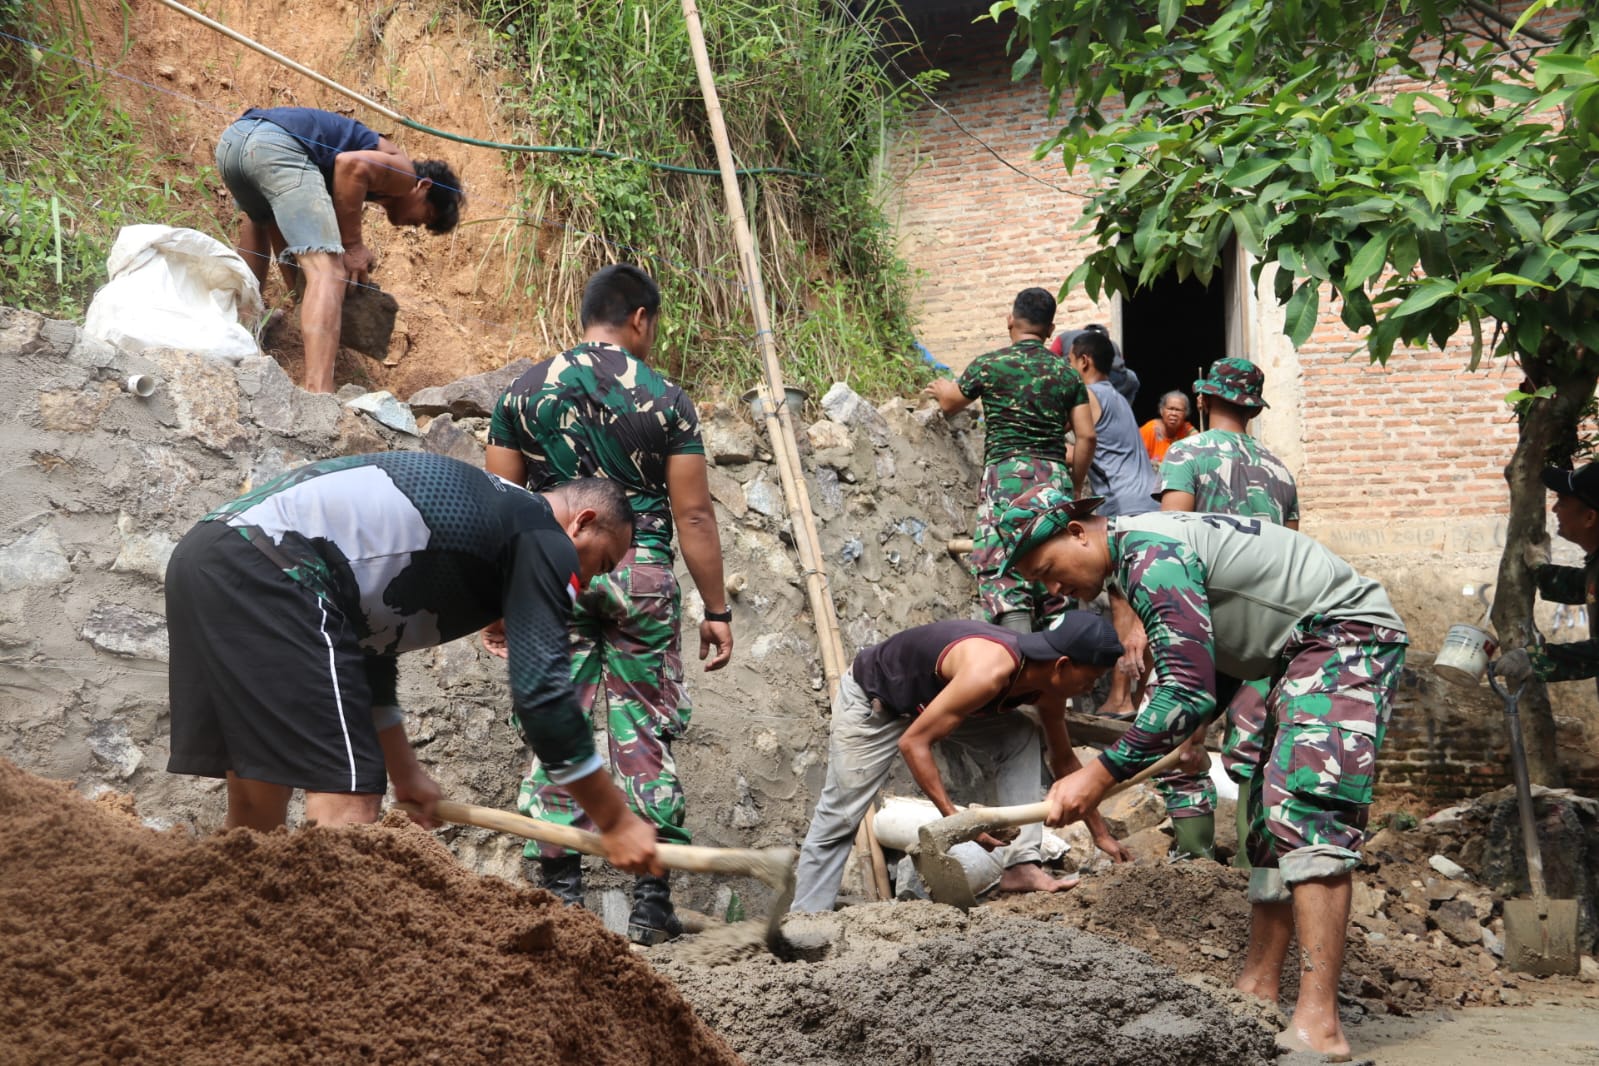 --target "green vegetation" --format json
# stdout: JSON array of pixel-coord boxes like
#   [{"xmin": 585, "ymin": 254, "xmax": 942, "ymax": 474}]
[
  {"xmin": 472, "ymin": 0, "xmax": 937, "ymax": 402},
  {"xmin": 0, "ymin": 3, "xmax": 213, "ymax": 318},
  {"xmin": 995, "ymin": 0, "xmax": 1593, "ymax": 781}
]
